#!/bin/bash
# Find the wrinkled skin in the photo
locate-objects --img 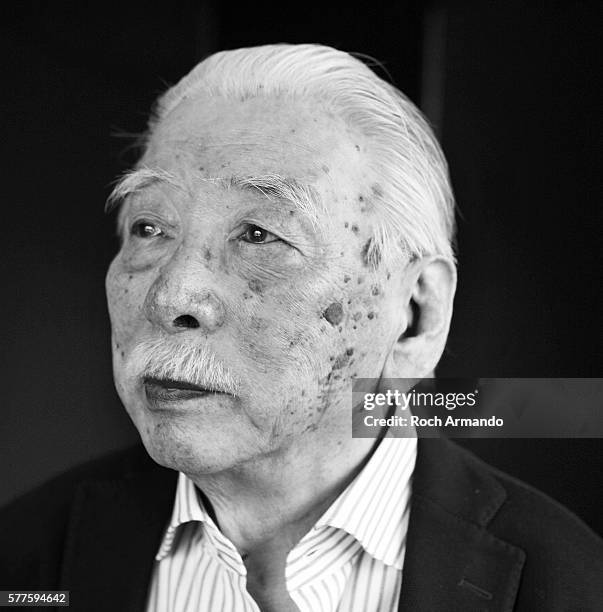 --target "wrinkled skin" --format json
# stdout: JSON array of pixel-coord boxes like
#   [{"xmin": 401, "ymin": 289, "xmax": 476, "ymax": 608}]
[{"xmin": 106, "ymin": 94, "xmax": 406, "ymax": 476}]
